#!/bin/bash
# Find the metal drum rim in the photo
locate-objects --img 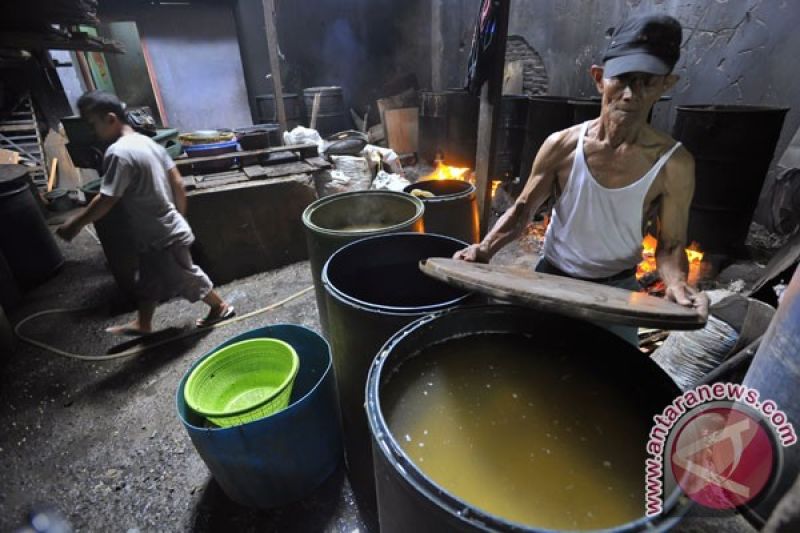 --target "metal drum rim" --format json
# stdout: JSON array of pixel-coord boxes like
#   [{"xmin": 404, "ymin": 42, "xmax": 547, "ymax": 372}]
[
  {"xmin": 302, "ymin": 190, "xmax": 425, "ymax": 237},
  {"xmin": 403, "ymin": 179, "xmax": 476, "ymax": 204},
  {"xmin": 675, "ymin": 104, "xmax": 790, "ymax": 114},
  {"xmin": 321, "ymin": 232, "xmax": 471, "ymax": 316},
  {"xmin": 366, "ymin": 304, "xmax": 692, "ymax": 533}
]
